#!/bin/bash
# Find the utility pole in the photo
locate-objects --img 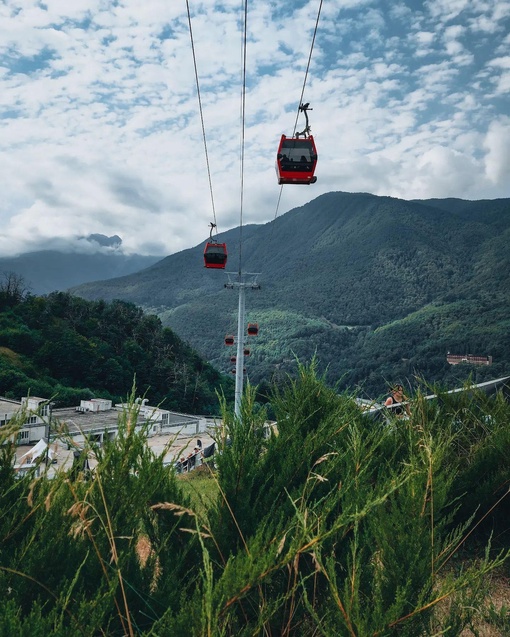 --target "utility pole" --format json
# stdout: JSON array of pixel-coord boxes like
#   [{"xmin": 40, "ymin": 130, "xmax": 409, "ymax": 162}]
[
  {"xmin": 224, "ymin": 272, "xmax": 260, "ymax": 419},
  {"xmin": 45, "ymin": 401, "xmax": 55, "ymax": 466}
]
